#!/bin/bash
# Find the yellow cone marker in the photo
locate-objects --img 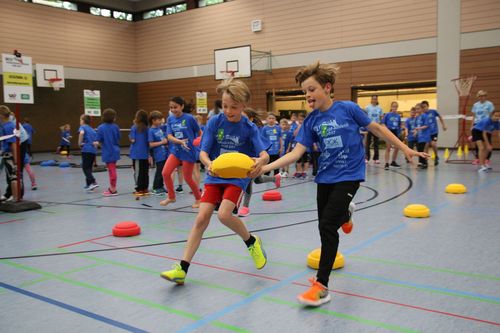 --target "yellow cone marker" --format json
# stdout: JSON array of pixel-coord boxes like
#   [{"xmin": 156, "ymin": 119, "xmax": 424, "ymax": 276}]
[
  {"xmin": 464, "ymin": 145, "xmax": 469, "ymax": 156},
  {"xmin": 457, "ymin": 146, "xmax": 463, "ymax": 158},
  {"xmin": 444, "ymin": 148, "xmax": 450, "ymax": 159}
]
